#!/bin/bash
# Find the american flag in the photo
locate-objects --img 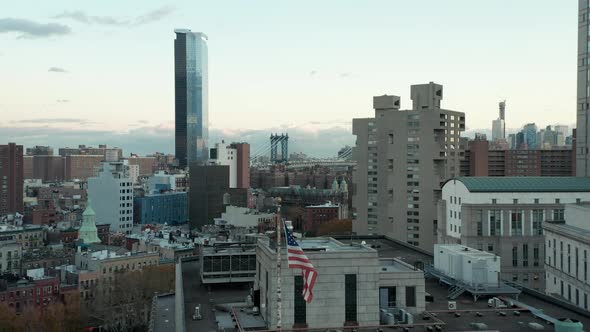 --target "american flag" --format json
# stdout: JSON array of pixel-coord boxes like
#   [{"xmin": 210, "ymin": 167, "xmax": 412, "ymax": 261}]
[{"xmin": 284, "ymin": 223, "xmax": 318, "ymax": 303}]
